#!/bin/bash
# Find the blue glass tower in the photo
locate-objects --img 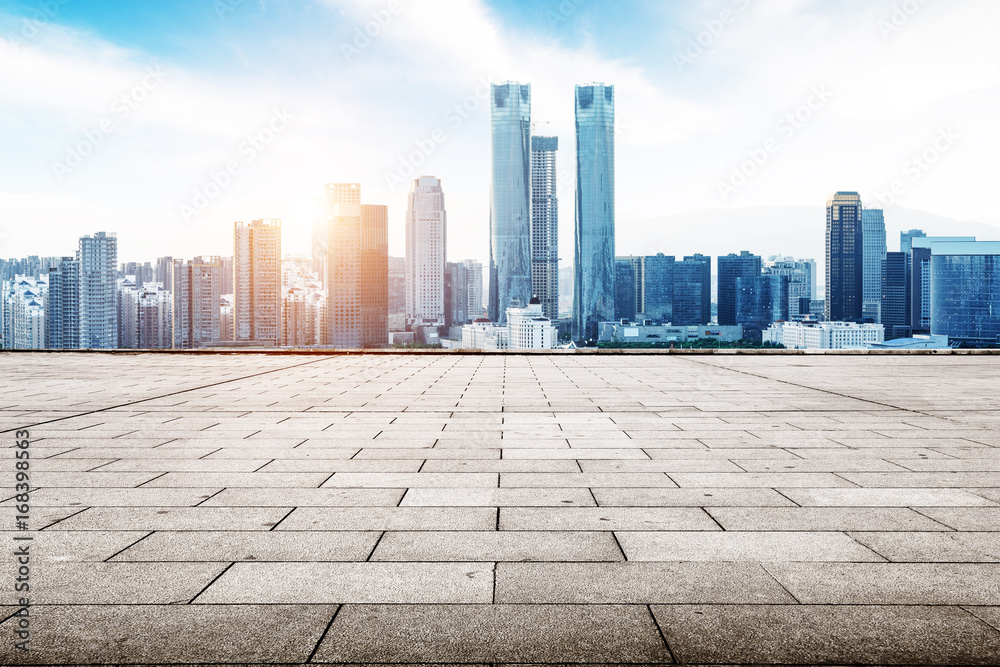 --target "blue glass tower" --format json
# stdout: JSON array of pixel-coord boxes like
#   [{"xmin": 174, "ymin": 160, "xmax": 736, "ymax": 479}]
[
  {"xmin": 930, "ymin": 241, "xmax": 1000, "ymax": 345},
  {"xmin": 574, "ymin": 83, "xmax": 616, "ymax": 339},
  {"xmin": 489, "ymin": 82, "xmax": 532, "ymax": 325}
]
